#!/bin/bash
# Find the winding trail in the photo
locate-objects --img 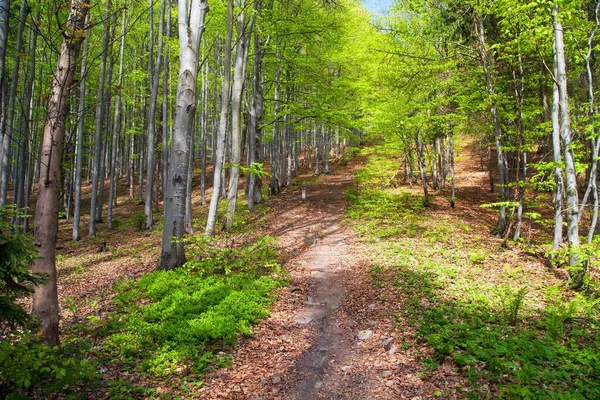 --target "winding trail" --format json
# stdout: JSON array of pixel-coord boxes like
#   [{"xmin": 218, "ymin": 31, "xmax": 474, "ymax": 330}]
[{"xmin": 198, "ymin": 159, "xmax": 424, "ymax": 399}]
